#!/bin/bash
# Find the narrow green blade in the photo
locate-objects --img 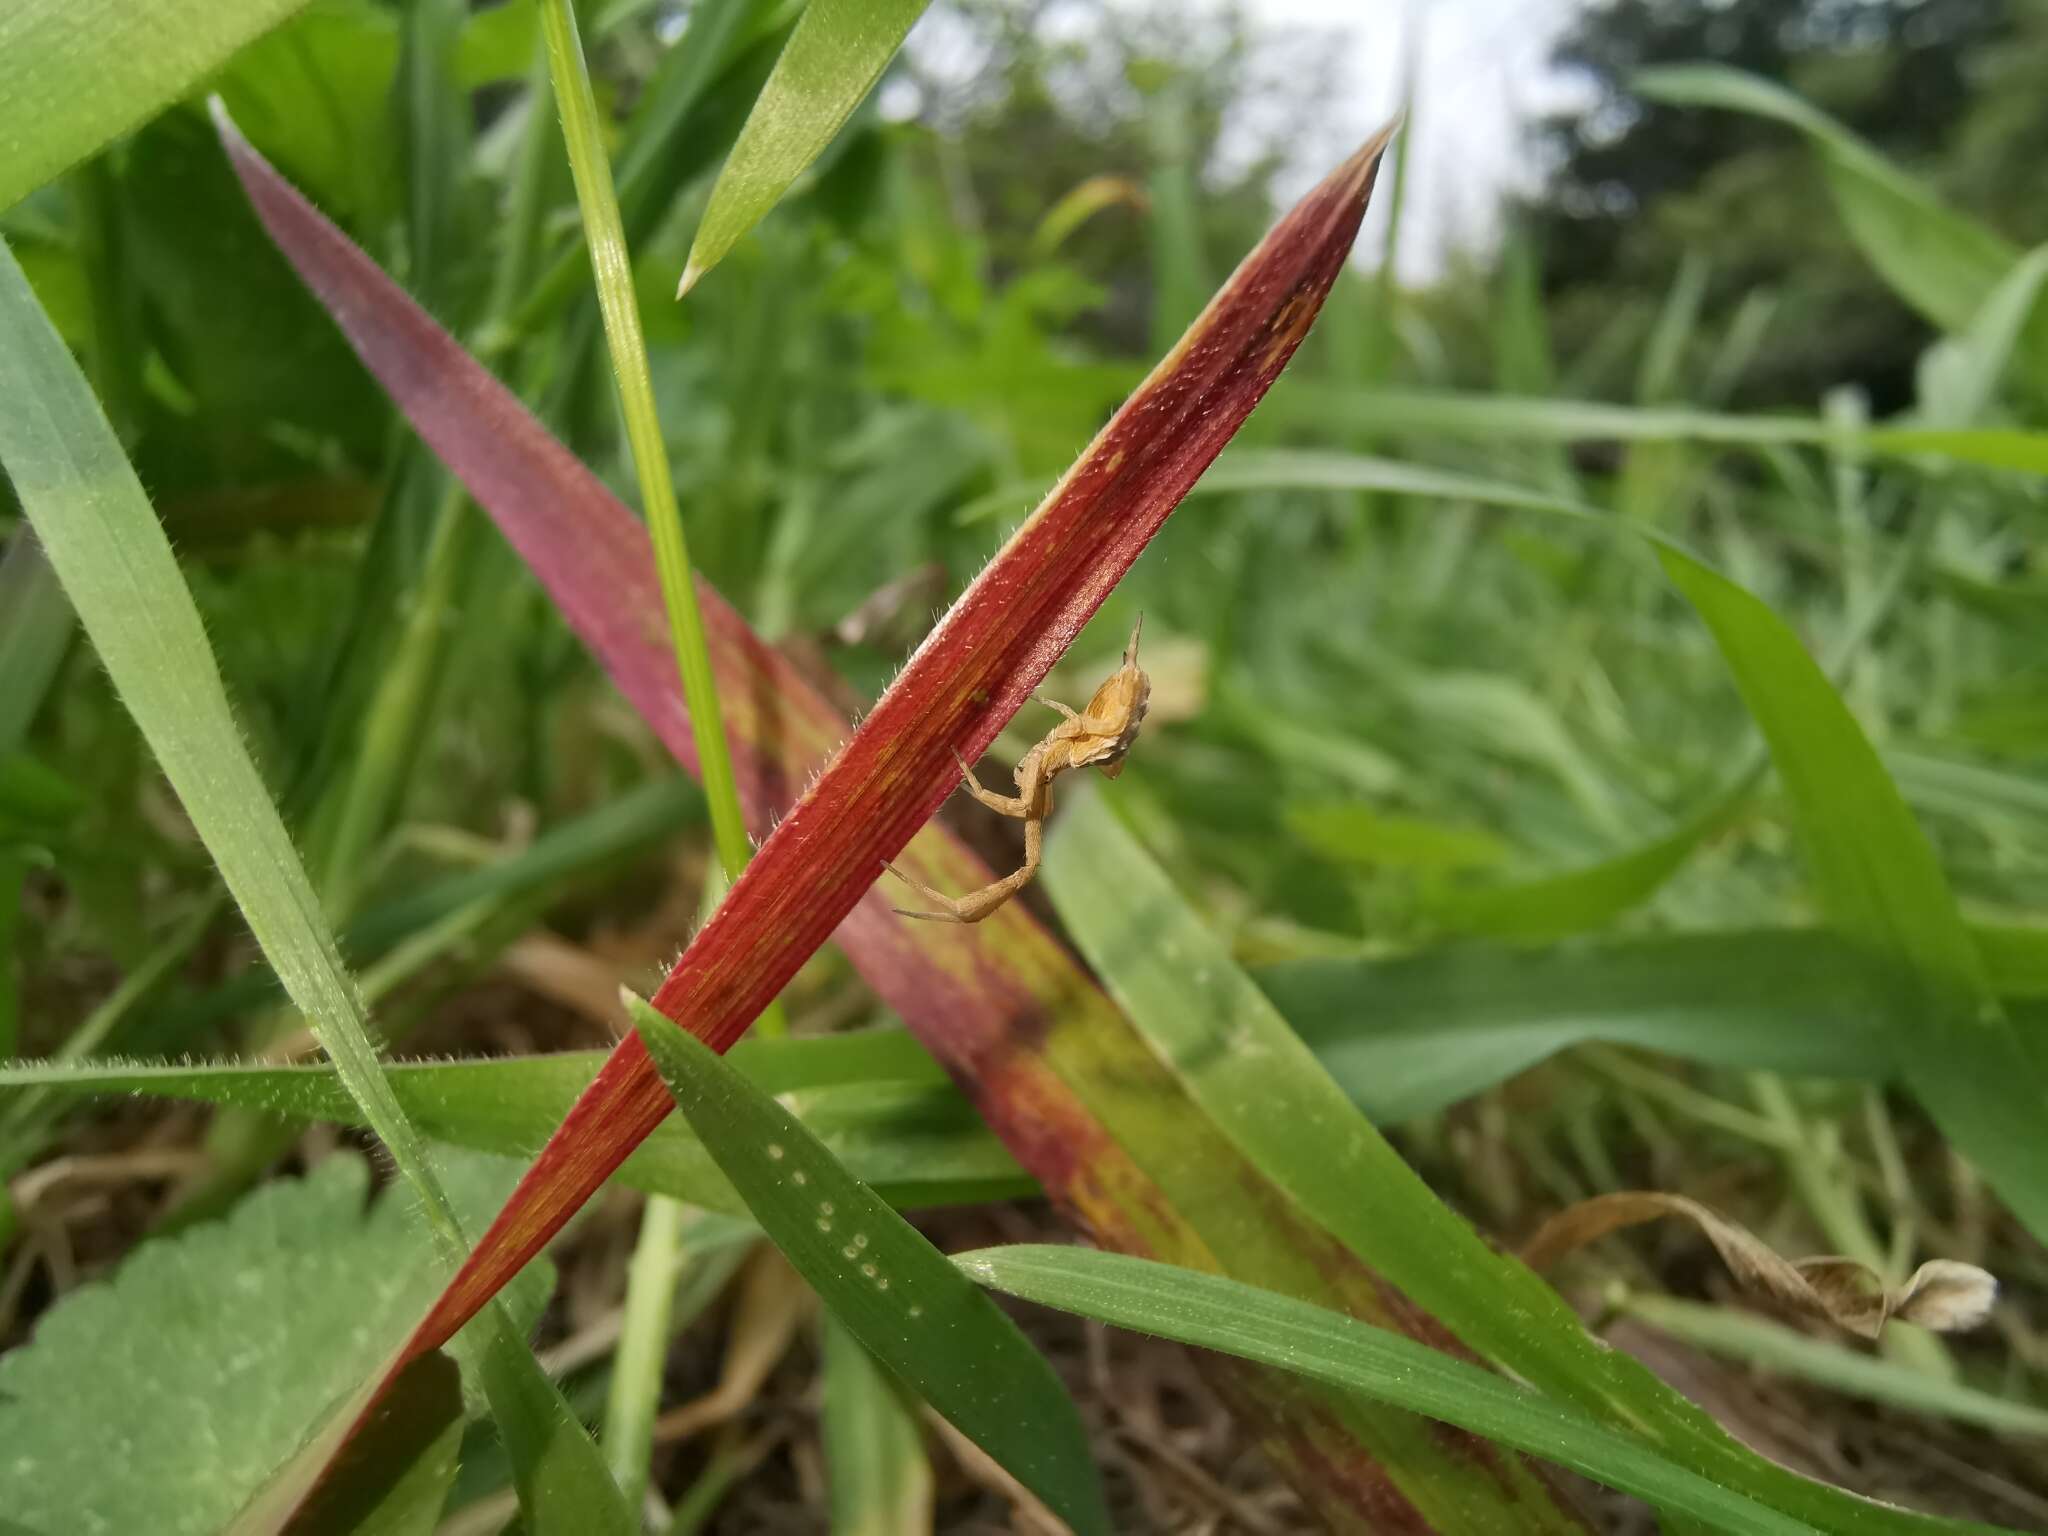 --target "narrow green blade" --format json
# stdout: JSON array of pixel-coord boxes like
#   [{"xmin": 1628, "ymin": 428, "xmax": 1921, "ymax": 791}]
[
  {"xmin": 960, "ymin": 1246, "xmax": 1920, "ymax": 1536},
  {"xmin": 0, "ymin": 0, "xmax": 308, "ymax": 208},
  {"xmin": 229, "ymin": 1352, "xmax": 463, "ymax": 1536},
  {"xmin": 679, "ymin": 0, "xmax": 930, "ymax": 293},
  {"xmin": 822, "ymin": 1313, "xmax": 933, "ymax": 1535},
  {"xmin": 1042, "ymin": 786, "xmax": 1961, "ymax": 1536},
  {"xmin": 0, "ymin": 238, "xmax": 629, "ymax": 1535},
  {"xmin": 1633, "ymin": 65, "xmax": 2018, "ymax": 335},
  {"xmin": 1662, "ymin": 548, "xmax": 2048, "ymax": 1247},
  {"xmin": 630, "ymin": 997, "xmax": 1109, "ymax": 1536}
]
